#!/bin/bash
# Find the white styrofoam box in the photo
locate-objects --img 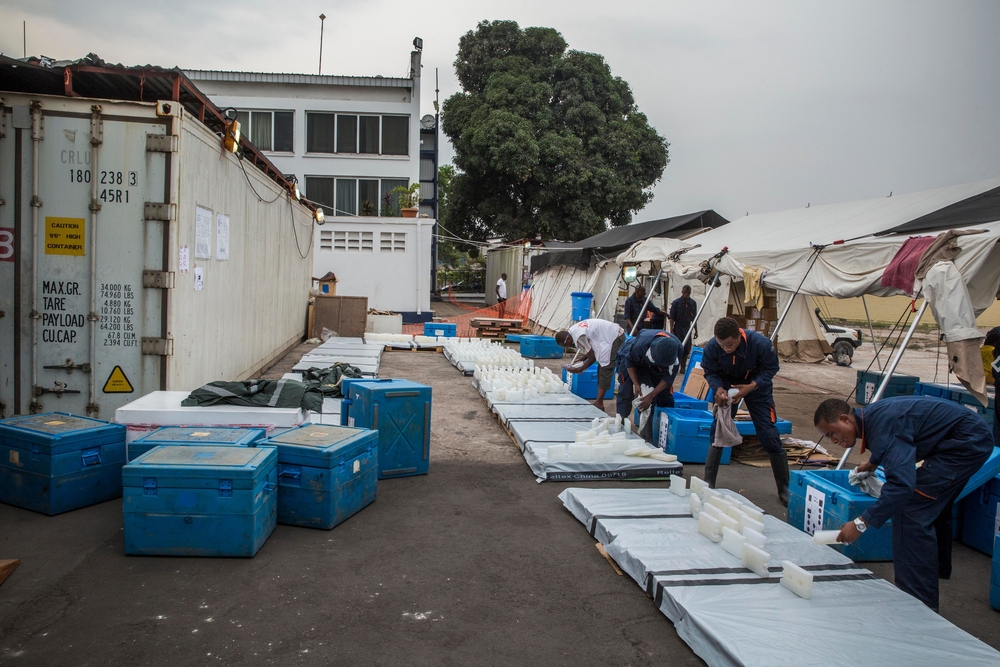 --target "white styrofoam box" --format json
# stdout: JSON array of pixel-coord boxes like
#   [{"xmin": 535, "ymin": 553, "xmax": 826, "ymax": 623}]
[
  {"xmin": 366, "ymin": 313, "xmax": 403, "ymax": 334},
  {"xmin": 115, "ymin": 391, "xmax": 307, "ymax": 443}
]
